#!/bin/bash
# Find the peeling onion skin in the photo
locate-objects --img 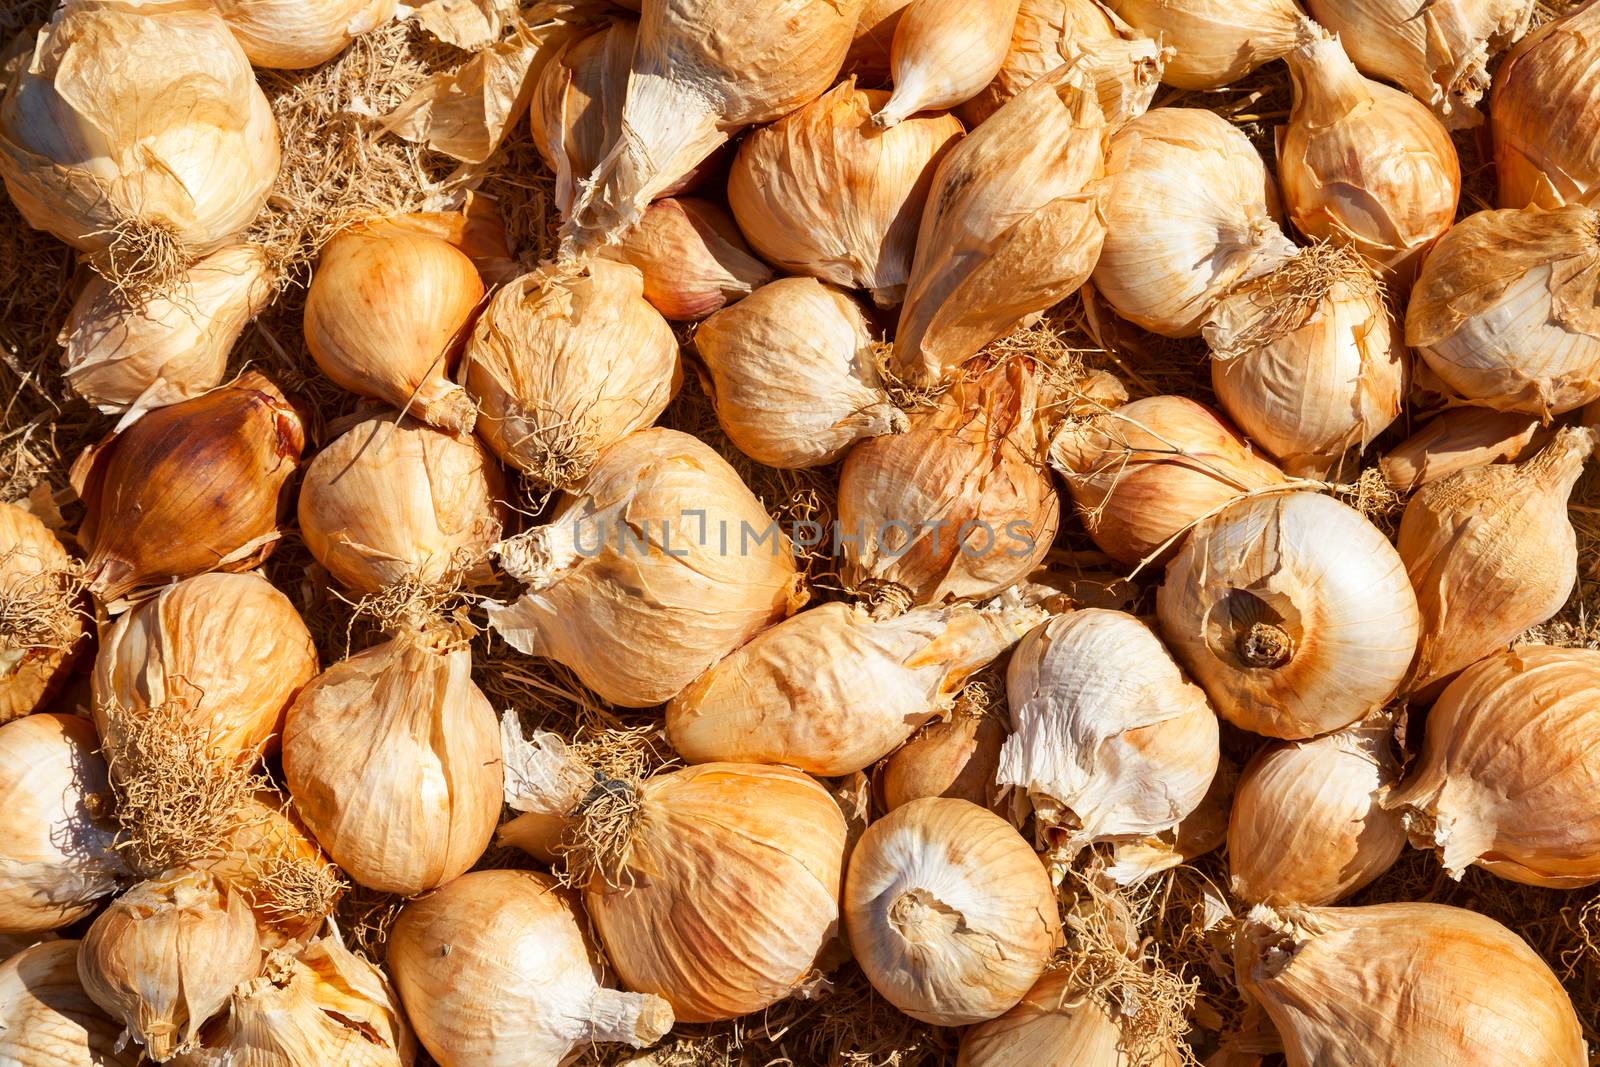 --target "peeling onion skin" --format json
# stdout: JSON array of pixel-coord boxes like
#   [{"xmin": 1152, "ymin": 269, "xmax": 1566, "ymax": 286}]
[
  {"xmin": 0, "ymin": 940, "xmax": 141, "ymax": 1067},
  {"xmin": 958, "ymin": 969, "xmax": 1184, "ymax": 1066},
  {"xmin": 1491, "ymin": 0, "xmax": 1600, "ymax": 209}
]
